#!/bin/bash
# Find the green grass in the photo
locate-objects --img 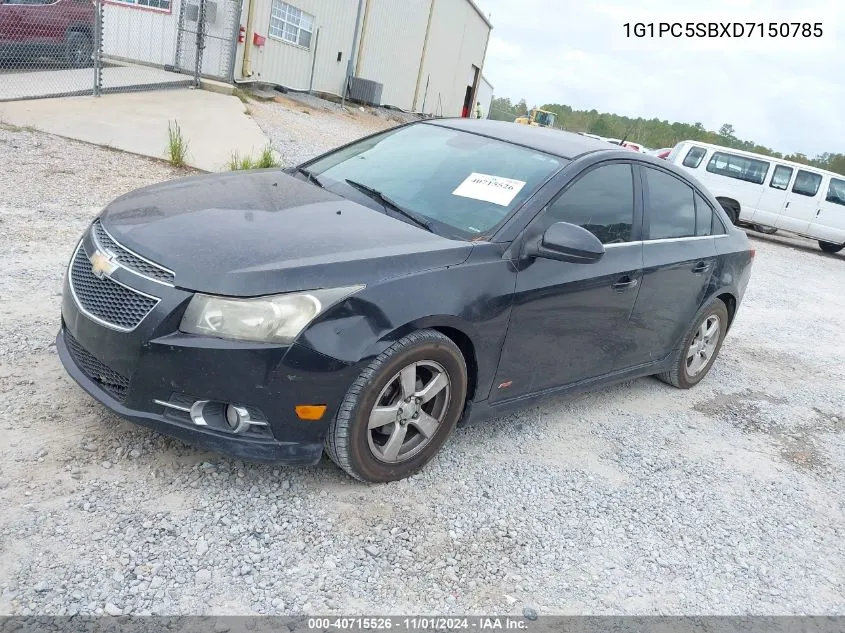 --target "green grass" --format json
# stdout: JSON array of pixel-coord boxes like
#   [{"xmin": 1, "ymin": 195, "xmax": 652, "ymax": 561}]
[
  {"xmin": 232, "ymin": 88, "xmax": 253, "ymax": 105},
  {"xmin": 166, "ymin": 120, "xmax": 189, "ymax": 168},
  {"xmin": 228, "ymin": 146, "xmax": 281, "ymax": 171},
  {"xmin": 0, "ymin": 121, "xmax": 38, "ymax": 133}
]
